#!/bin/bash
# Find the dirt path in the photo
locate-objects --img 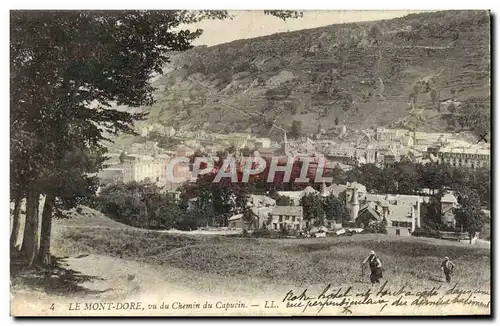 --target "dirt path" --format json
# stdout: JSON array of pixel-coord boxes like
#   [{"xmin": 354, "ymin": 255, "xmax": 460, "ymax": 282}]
[
  {"xmin": 59, "ymin": 254, "xmax": 194, "ymax": 301},
  {"xmin": 12, "ymin": 252, "xmax": 273, "ymax": 303},
  {"xmin": 11, "ymin": 253, "xmax": 280, "ymax": 316}
]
